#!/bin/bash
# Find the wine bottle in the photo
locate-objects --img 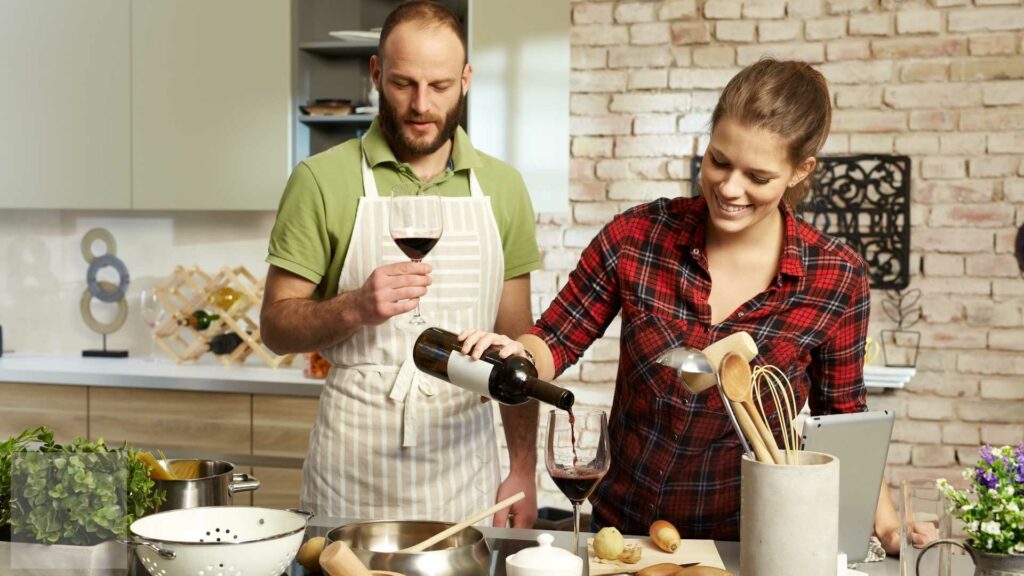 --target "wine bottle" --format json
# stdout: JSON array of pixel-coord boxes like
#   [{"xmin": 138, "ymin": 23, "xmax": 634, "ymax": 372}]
[
  {"xmin": 176, "ymin": 310, "xmax": 220, "ymax": 331},
  {"xmin": 413, "ymin": 327, "xmax": 574, "ymax": 410},
  {"xmin": 208, "ymin": 332, "xmax": 244, "ymax": 355},
  {"xmin": 208, "ymin": 286, "xmax": 241, "ymax": 310}
]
